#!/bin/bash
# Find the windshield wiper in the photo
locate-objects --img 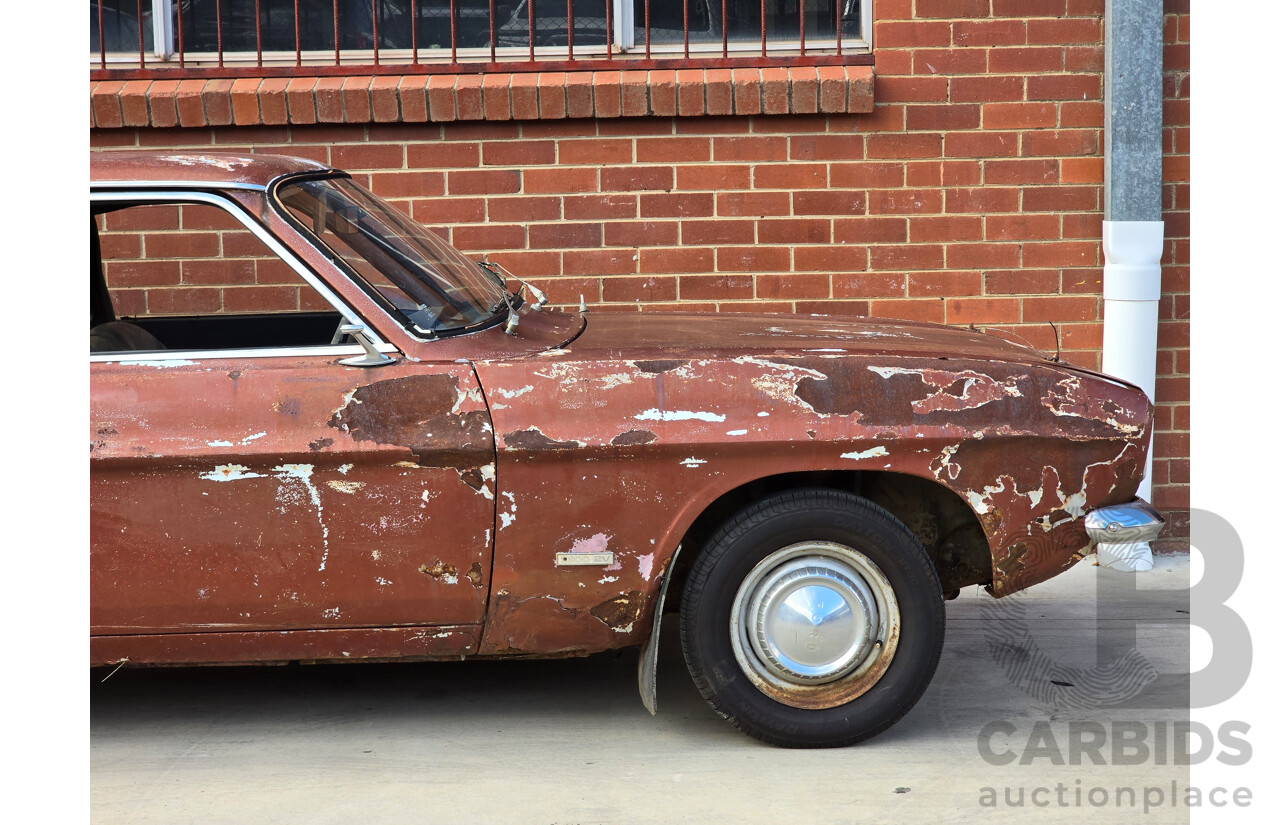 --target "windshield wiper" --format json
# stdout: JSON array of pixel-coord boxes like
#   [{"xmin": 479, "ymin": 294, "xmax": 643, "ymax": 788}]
[
  {"xmin": 476, "ymin": 259, "xmax": 525, "ymax": 335},
  {"xmin": 478, "ymin": 259, "xmax": 547, "ymax": 312}
]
